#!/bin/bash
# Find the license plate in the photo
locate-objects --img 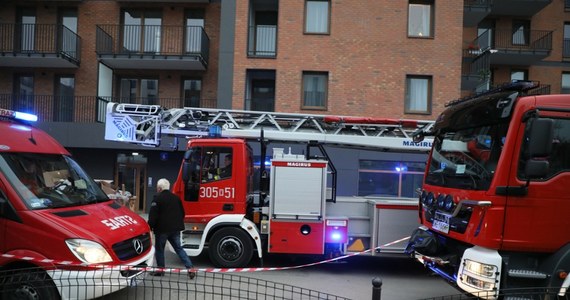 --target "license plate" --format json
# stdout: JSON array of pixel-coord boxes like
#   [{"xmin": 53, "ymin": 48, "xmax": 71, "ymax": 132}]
[{"xmin": 432, "ymin": 211, "xmax": 450, "ymax": 234}]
